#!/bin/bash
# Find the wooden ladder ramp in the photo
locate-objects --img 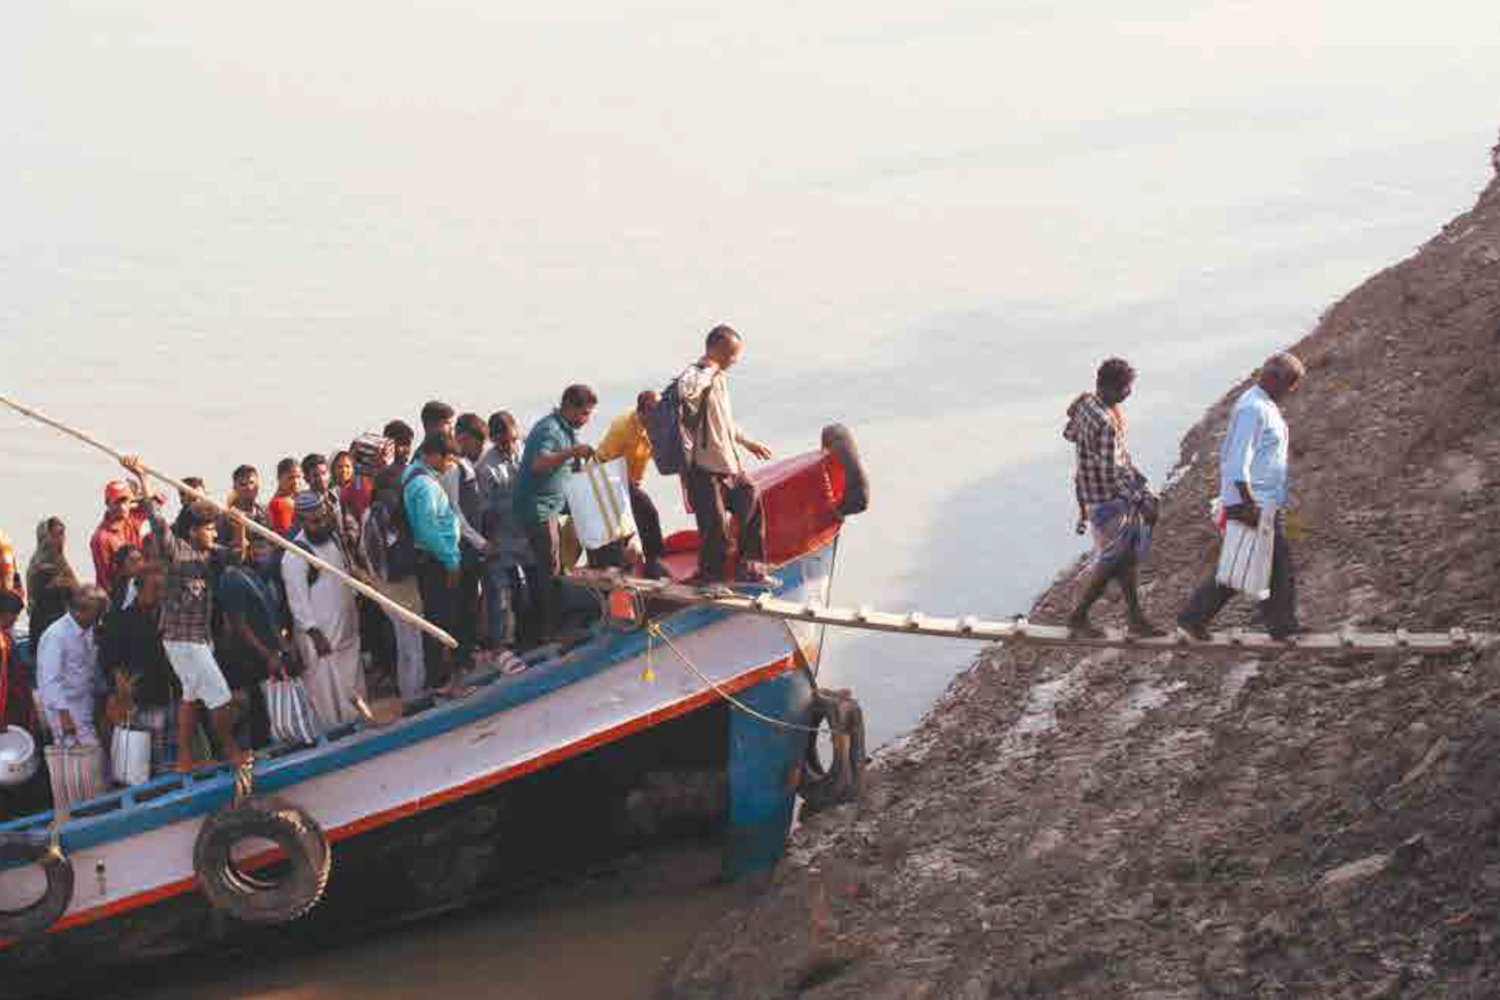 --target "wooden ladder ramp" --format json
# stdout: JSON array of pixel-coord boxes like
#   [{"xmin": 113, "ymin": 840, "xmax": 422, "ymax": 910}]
[{"xmin": 568, "ymin": 570, "xmax": 1494, "ymax": 656}]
